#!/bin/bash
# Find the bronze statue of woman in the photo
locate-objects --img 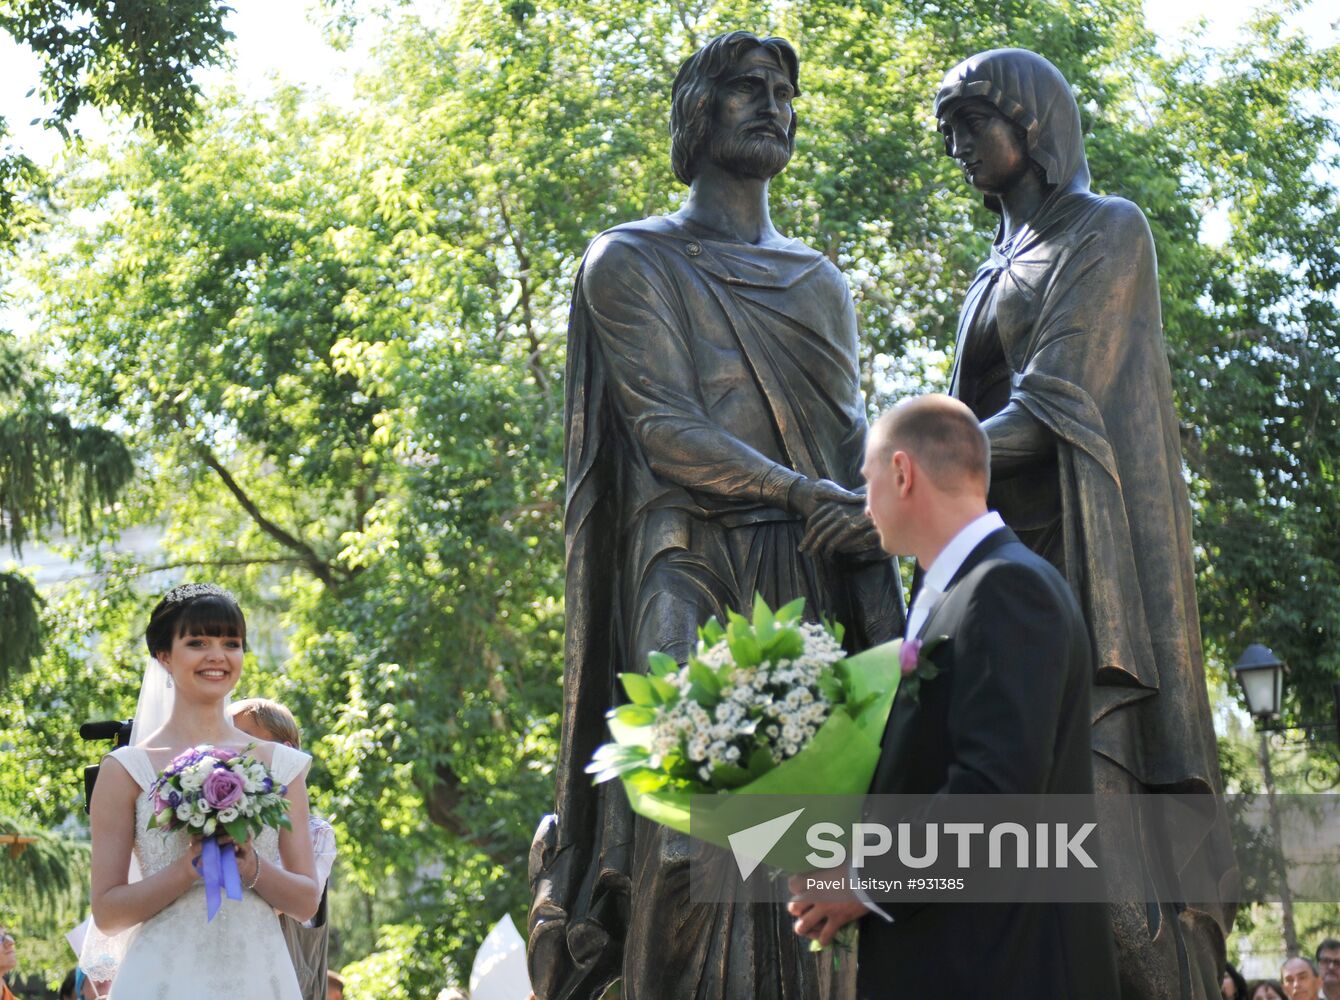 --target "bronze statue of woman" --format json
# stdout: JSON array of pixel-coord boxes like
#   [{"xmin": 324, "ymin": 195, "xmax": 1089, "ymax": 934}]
[{"xmin": 933, "ymin": 48, "xmax": 1236, "ymax": 999}]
